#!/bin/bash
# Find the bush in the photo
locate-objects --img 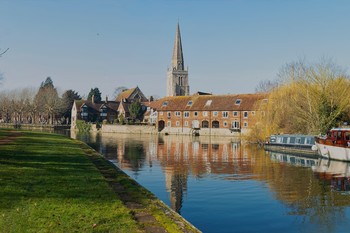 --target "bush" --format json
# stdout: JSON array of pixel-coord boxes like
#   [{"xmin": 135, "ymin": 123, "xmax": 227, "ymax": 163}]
[{"xmin": 76, "ymin": 120, "xmax": 91, "ymax": 132}]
